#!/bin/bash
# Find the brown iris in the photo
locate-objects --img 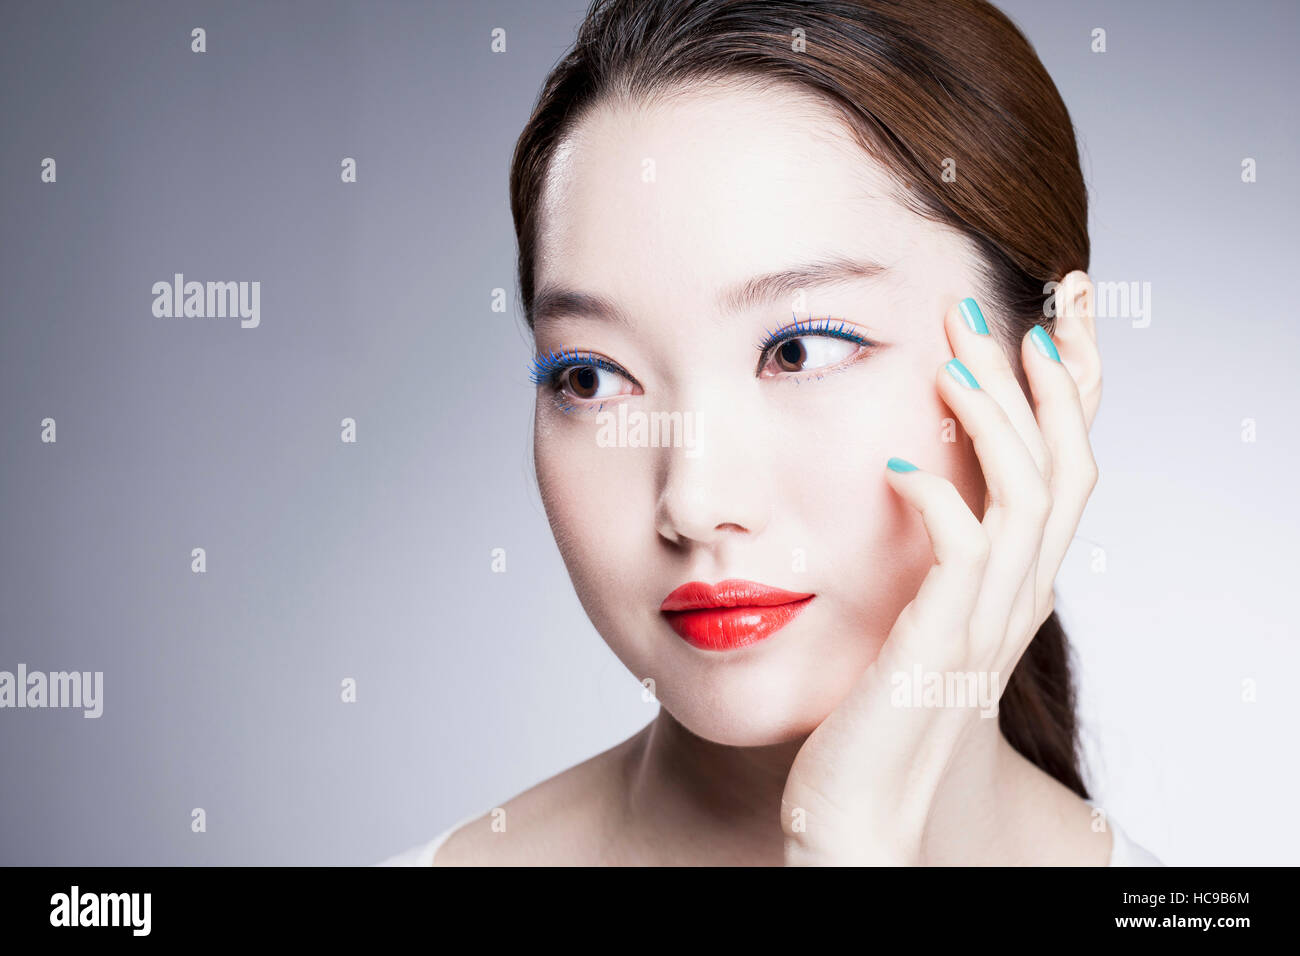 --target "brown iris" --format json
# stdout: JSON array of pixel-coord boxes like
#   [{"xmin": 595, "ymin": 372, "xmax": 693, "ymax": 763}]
[
  {"xmin": 566, "ymin": 366, "xmax": 599, "ymax": 399},
  {"xmin": 773, "ymin": 339, "xmax": 808, "ymax": 372}
]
